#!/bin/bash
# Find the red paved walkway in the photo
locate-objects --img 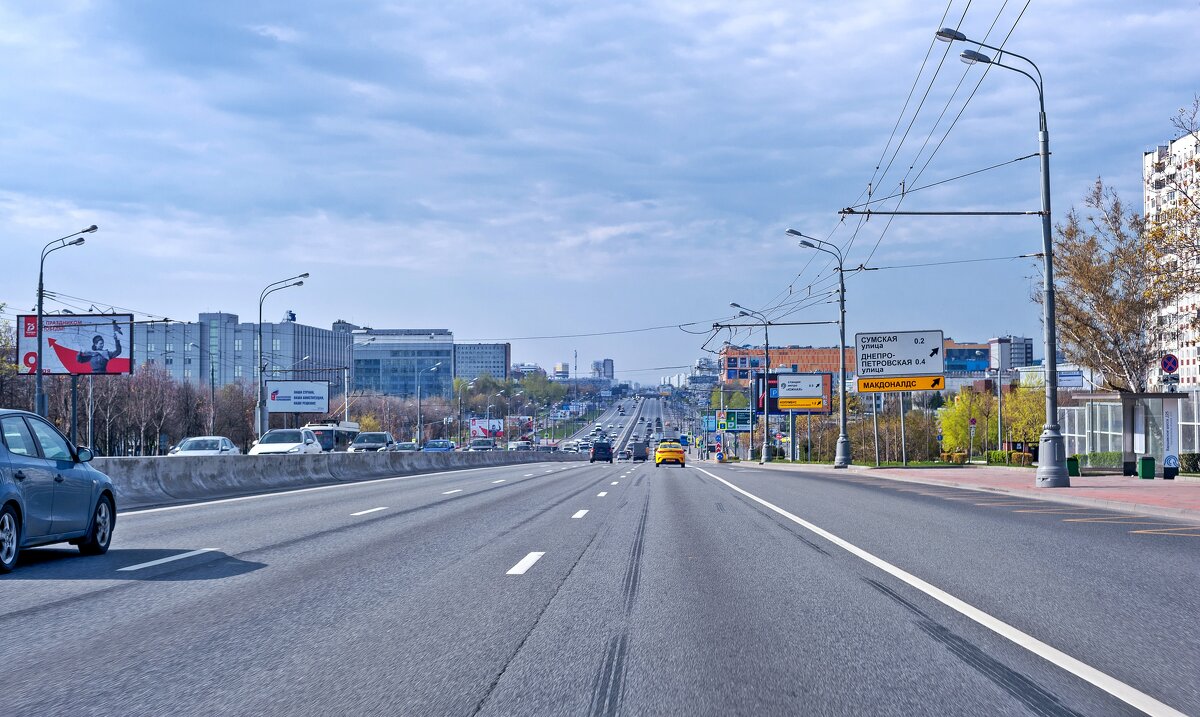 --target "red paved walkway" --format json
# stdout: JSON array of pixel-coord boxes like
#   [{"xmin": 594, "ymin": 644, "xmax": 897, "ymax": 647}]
[{"xmin": 730, "ymin": 461, "xmax": 1200, "ymax": 521}]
